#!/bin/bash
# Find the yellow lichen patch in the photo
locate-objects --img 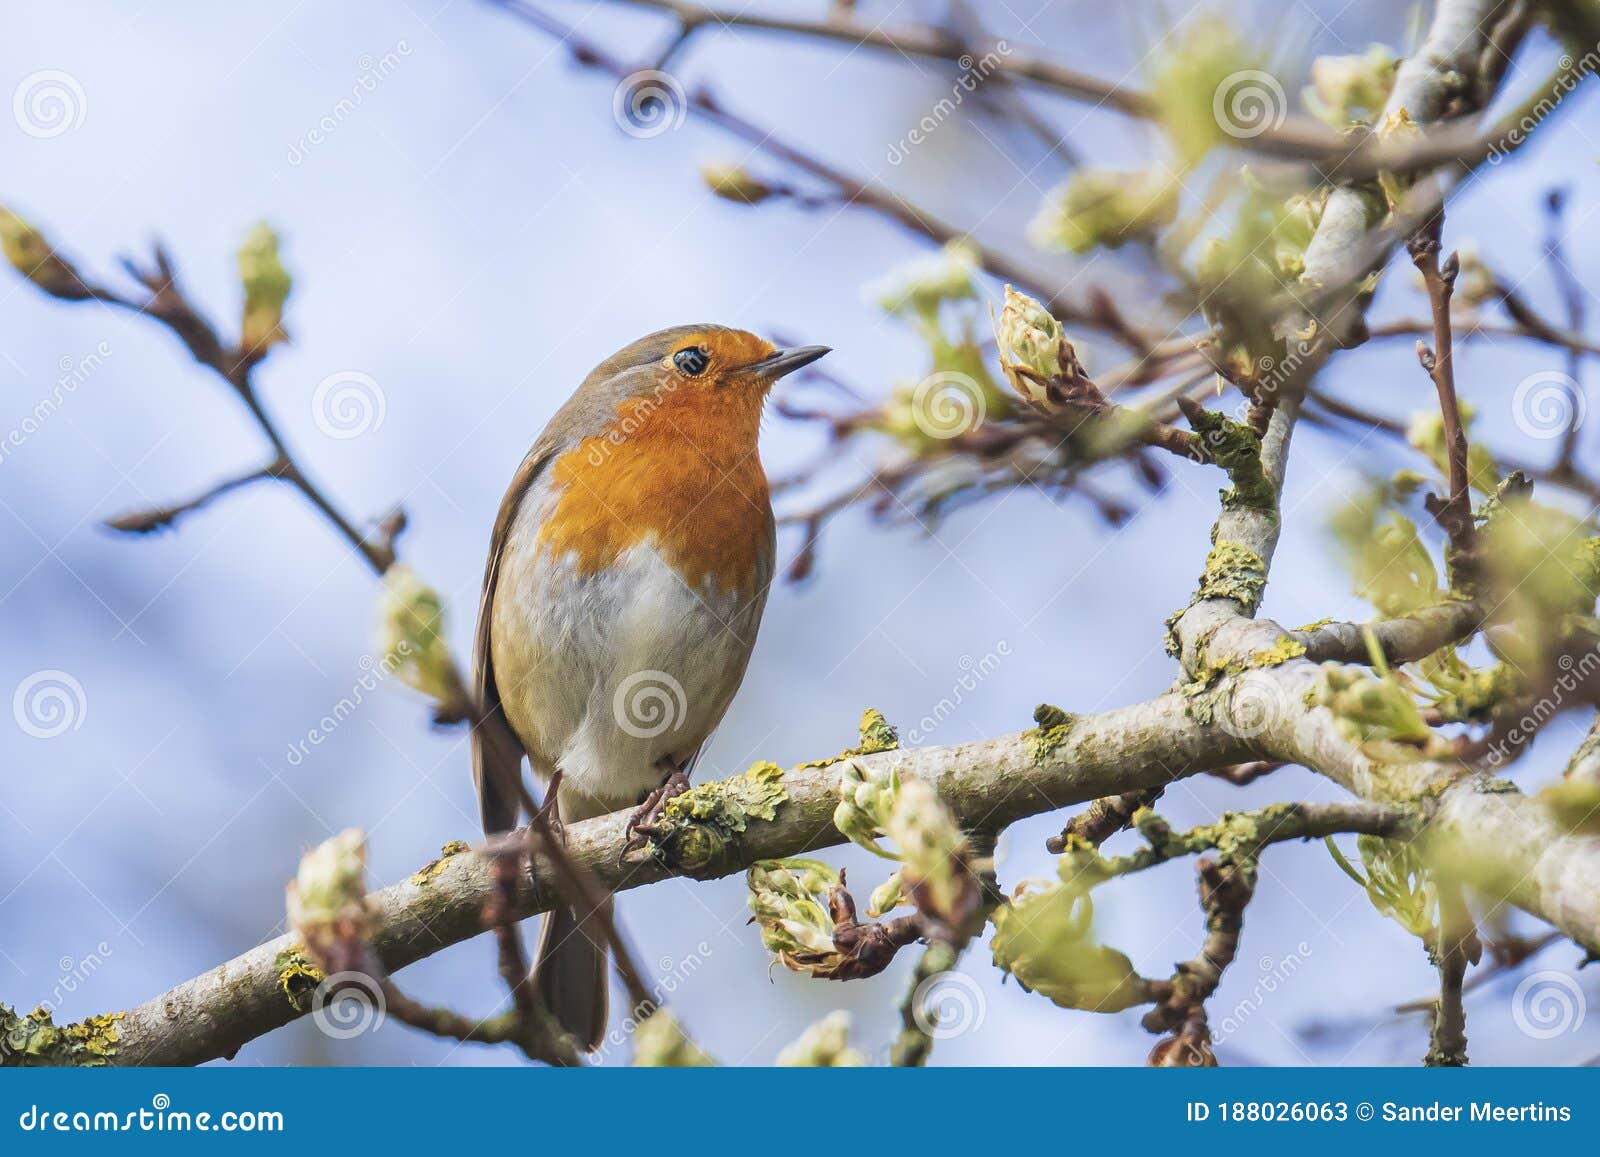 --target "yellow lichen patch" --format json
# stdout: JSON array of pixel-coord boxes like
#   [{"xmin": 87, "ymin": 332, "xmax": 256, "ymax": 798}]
[
  {"xmin": 799, "ymin": 708, "xmax": 900, "ymax": 768},
  {"xmin": 64, "ymin": 1012, "xmax": 124, "ymax": 1062},
  {"xmin": 274, "ymin": 945, "xmax": 326, "ymax": 1013},
  {"xmin": 410, "ymin": 840, "xmax": 471, "ymax": 886},
  {"xmin": 1025, "ymin": 703, "xmax": 1075, "ymax": 766},
  {"xmin": 648, "ymin": 761, "xmax": 788, "ymax": 873},
  {"xmin": 0, "ymin": 1005, "xmax": 125, "ymax": 1067}
]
